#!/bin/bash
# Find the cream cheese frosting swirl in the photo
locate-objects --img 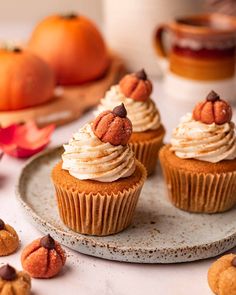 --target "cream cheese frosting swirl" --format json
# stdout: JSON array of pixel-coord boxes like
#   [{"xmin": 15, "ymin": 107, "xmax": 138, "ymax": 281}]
[
  {"xmin": 171, "ymin": 113, "xmax": 236, "ymax": 163},
  {"xmin": 95, "ymin": 85, "xmax": 161, "ymax": 132},
  {"xmin": 62, "ymin": 123, "xmax": 136, "ymax": 182}
]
